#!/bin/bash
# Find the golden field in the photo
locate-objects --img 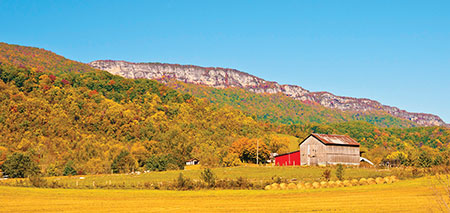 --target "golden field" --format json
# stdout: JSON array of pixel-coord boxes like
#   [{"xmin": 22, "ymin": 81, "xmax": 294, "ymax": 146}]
[{"xmin": 0, "ymin": 177, "xmax": 448, "ymax": 212}]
